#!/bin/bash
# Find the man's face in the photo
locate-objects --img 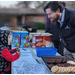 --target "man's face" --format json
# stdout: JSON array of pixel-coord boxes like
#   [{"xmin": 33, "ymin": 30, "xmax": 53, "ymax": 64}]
[{"xmin": 46, "ymin": 8, "xmax": 60, "ymax": 22}]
